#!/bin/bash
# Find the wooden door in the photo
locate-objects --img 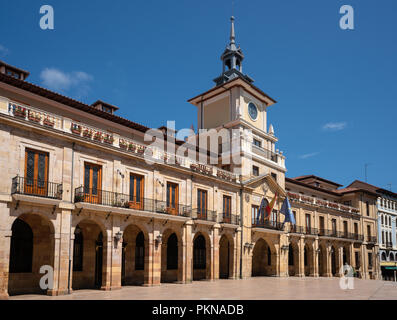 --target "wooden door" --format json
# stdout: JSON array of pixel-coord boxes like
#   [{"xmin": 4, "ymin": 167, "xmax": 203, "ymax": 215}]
[
  {"xmin": 24, "ymin": 149, "xmax": 49, "ymax": 196},
  {"xmin": 84, "ymin": 163, "xmax": 102, "ymax": 204},
  {"xmin": 166, "ymin": 182, "xmax": 179, "ymax": 215},
  {"xmin": 129, "ymin": 174, "xmax": 144, "ymax": 210}
]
